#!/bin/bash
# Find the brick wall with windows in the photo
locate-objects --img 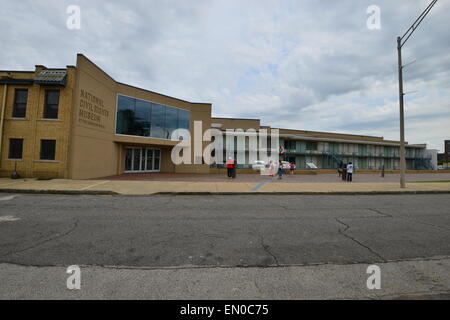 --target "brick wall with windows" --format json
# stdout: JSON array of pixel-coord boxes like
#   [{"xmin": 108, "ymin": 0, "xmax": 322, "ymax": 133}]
[
  {"xmin": 8, "ymin": 138, "xmax": 23, "ymax": 160},
  {"xmin": 12, "ymin": 89, "xmax": 28, "ymax": 118},
  {"xmin": 0, "ymin": 66, "xmax": 75, "ymax": 178}
]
